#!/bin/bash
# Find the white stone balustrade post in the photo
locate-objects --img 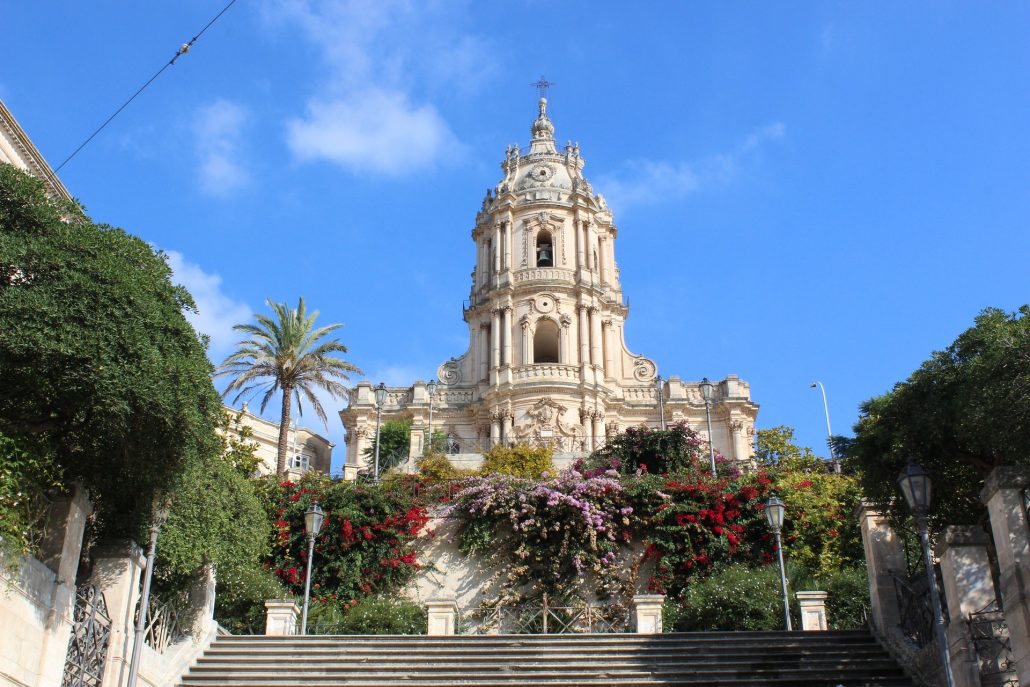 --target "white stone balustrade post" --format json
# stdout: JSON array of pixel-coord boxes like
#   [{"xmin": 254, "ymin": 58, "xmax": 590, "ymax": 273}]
[
  {"xmin": 426, "ymin": 598, "xmax": 458, "ymax": 636},
  {"xmin": 796, "ymin": 591, "xmax": 829, "ymax": 631},
  {"xmin": 632, "ymin": 594, "xmax": 665, "ymax": 634},
  {"xmin": 855, "ymin": 501, "xmax": 907, "ymax": 633},
  {"xmin": 981, "ymin": 466, "xmax": 1030, "ymax": 685},
  {"xmin": 264, "ymin": 599, "xmax": 300, "ymax": 636},
  {"xmin": 936, "ymin": 525, "xmax": 998, "ymax": 687}
]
